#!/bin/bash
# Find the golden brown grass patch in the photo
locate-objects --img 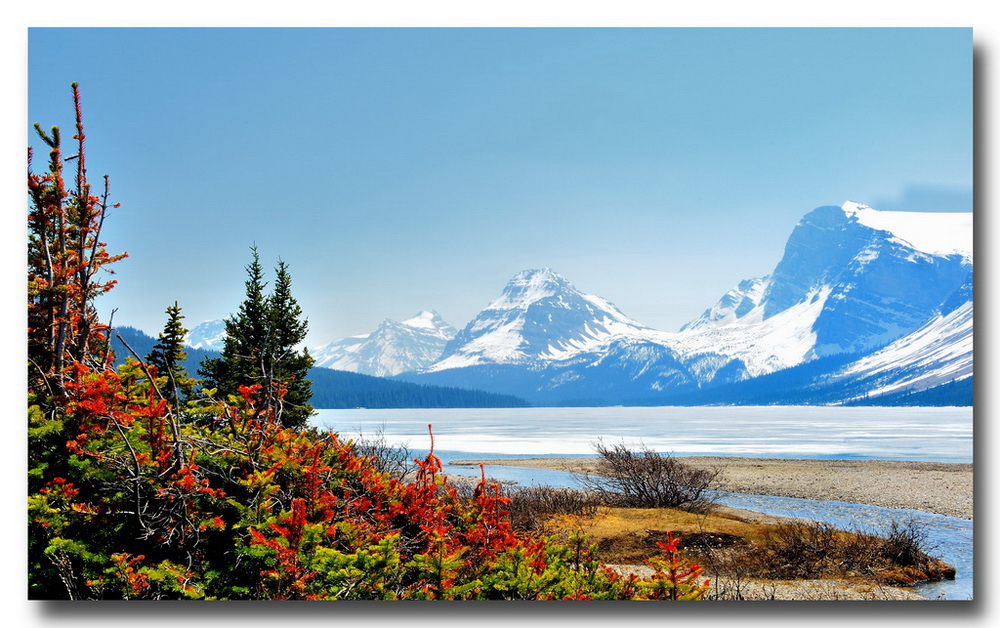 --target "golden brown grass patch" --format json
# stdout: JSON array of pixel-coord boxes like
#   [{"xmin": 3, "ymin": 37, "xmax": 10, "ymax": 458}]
[{"xmin": 542, "ymin": 505, "xmax": 954, "ymax": 591}]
